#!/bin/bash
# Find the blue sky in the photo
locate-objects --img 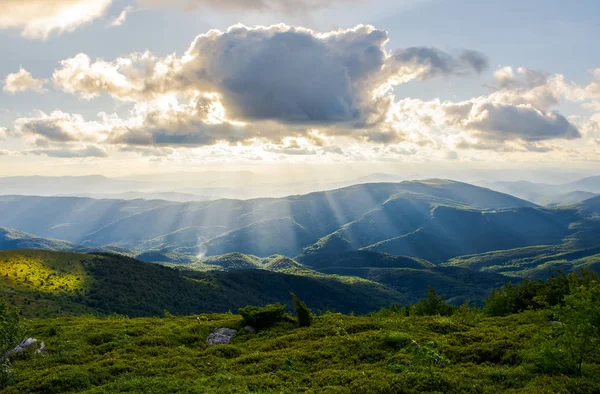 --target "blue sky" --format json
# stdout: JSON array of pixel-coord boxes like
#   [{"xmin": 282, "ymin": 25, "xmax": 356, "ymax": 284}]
[{"xmin": 0, "ymin": 0, "xmax": 599, "ymax": 176}]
